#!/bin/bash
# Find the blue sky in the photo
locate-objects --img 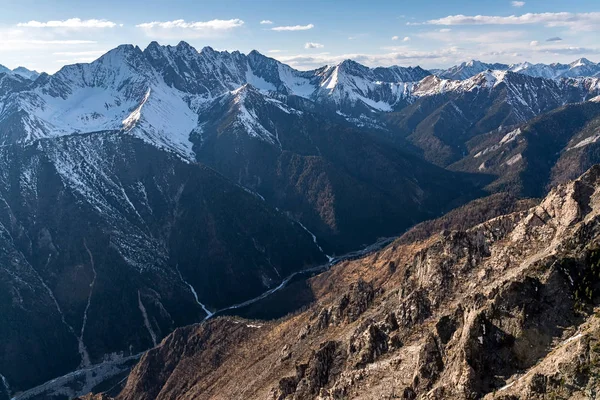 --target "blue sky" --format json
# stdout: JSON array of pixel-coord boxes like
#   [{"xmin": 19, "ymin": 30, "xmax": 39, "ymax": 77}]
[{"xmin": 0, "ymin": 0, "xmax": 599, "ymax": 72}]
